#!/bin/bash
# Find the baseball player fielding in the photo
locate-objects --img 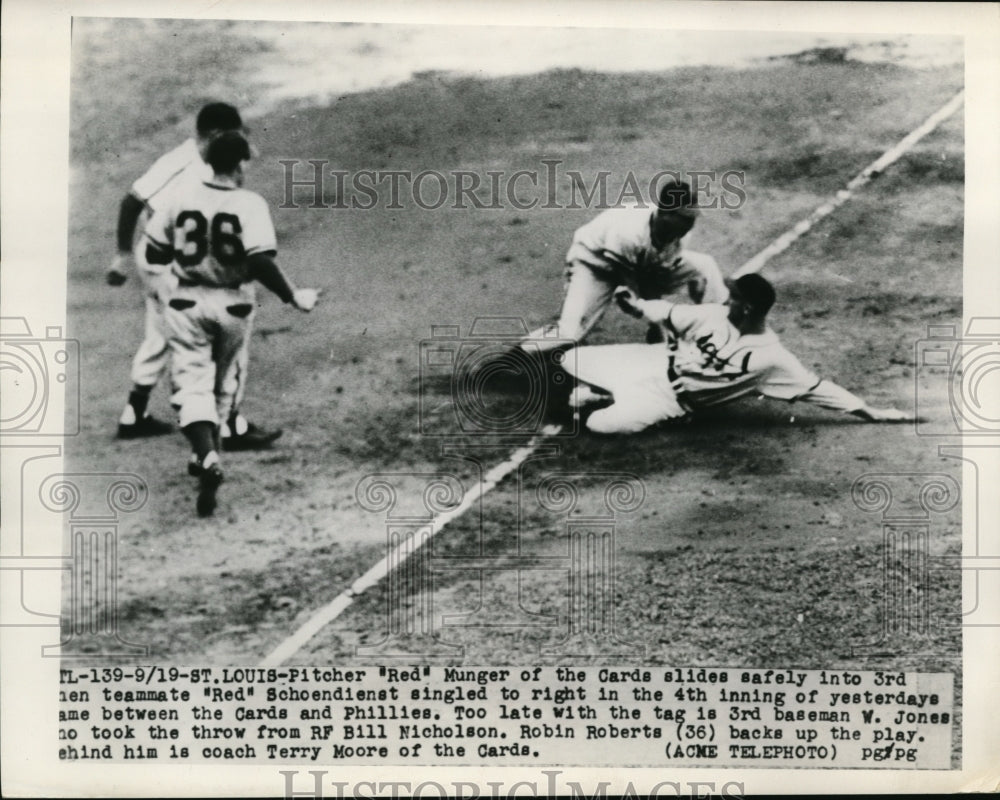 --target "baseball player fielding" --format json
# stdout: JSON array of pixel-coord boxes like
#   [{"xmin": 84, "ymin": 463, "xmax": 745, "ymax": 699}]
[{"xmin": 522, "ymin": 178, "xmax": 728, "ymax": 352}]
